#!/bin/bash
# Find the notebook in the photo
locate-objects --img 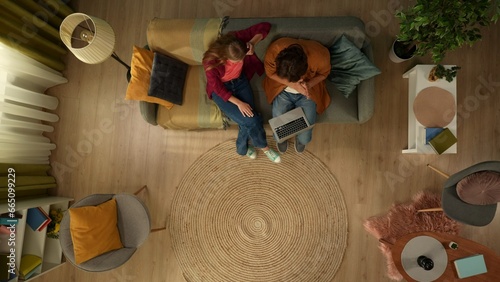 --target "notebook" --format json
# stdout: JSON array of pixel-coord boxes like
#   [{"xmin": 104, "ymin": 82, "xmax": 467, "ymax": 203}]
[
  {"xmin": 269, "ymin": 107, "xmax": 314, "ymax": 143},
  {"xmin": 454, "ymin": 254, "xmax": 487, "ymax": 278},
  {"xmin": 428, "ymin": 128, "xmax": 457, "ymax": 154}
]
